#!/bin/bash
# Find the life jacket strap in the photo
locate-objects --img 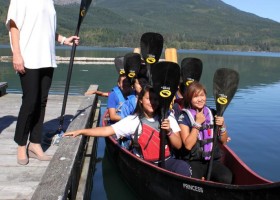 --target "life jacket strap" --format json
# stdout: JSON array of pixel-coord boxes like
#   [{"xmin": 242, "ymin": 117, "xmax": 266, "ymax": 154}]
[
  {"xmin": 201, "ymin": 151, "xmax": 211, "ymax": 159},
  {"xmin": 200, "ymin": 124, "xmax": 214, "ymax": 131},
  {"xmin": 198, "ymin": 138, "xmax": 214, "ymax": 146}
]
